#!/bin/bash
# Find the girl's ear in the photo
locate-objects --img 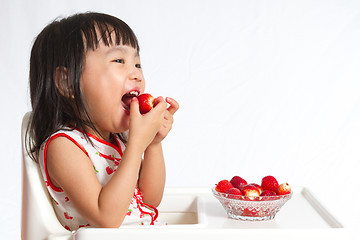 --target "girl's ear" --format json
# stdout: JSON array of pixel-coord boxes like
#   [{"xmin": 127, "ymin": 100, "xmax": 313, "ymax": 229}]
[{"xmin": 55, "ymin": 67, "xmax": 74, "ymax": 98}]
